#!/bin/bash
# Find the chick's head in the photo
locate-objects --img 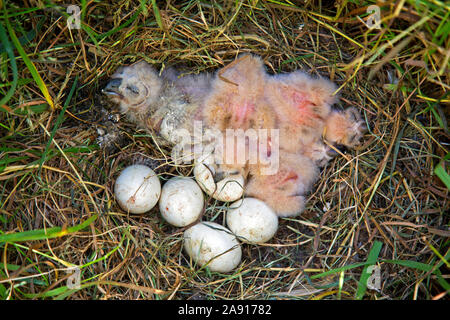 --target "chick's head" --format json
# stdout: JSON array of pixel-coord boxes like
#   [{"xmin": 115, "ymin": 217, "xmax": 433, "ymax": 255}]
[{"xmin": 103, "ymin": 61, "xmax": 163, "ymax": 114}]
